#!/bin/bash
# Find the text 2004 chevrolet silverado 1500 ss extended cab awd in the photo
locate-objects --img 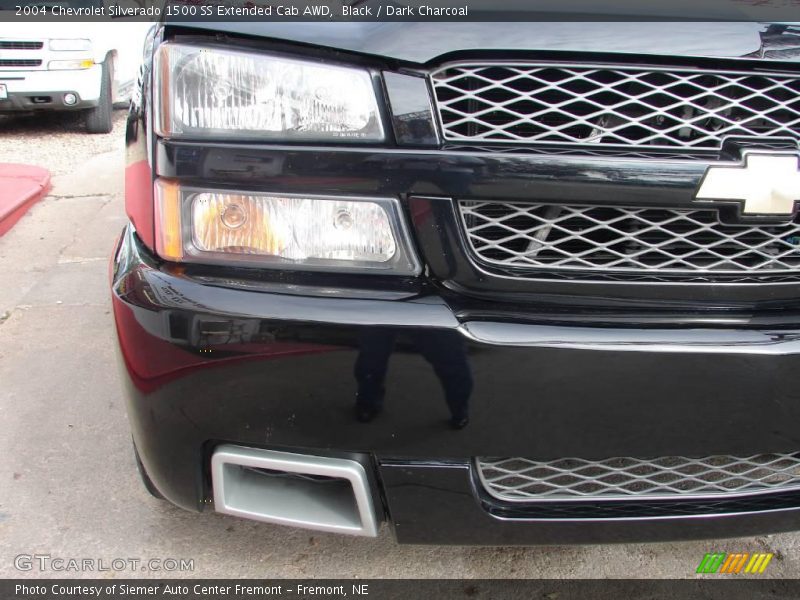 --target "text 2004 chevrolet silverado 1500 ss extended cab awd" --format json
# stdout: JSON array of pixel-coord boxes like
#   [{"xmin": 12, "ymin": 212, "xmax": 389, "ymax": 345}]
[{"xmin": 112, "ymin": 20, "xmax": 800, "ymax": 544}]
